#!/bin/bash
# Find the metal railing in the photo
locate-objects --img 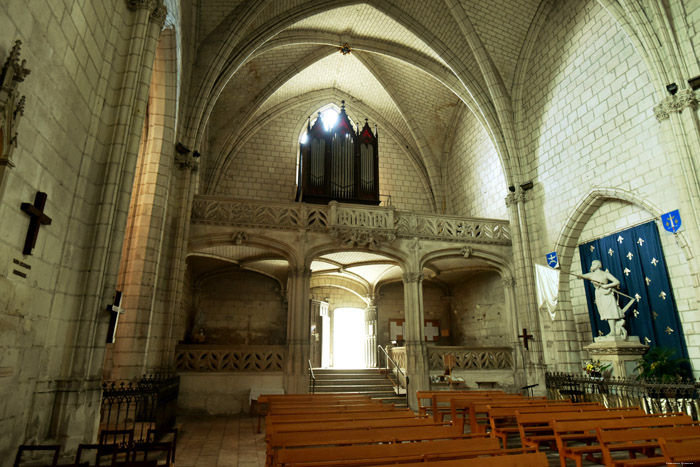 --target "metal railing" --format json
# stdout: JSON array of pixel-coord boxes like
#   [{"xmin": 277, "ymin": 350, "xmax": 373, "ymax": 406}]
[
  {"xmin": 100, "ymin": 374, "xmax": 179, "ymax": 444},
  {"xmin": 546, "ymin": 371, "xmax": 700, "ymax": 419},
  {"xmin": 378, "ymin": 345, "xmax": 409, "ymax": 405},
  {"xmin": 308, "ymin": 359, "xmax": 316, "ymax": 394}
]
